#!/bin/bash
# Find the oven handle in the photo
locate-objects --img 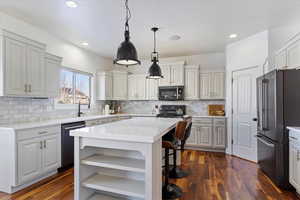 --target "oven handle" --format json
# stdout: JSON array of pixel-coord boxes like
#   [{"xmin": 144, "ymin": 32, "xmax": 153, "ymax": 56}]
[
  {"xmin": 257, "ymin": 137, "xmax": 274, "ymax": 147},
  {"xmin": 176, "ymin": 88, "xmax": 179, "ymax": 99},
  {"xmin": 64, "ymin": 125, "xmax": 86, "ymax": 130}
]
